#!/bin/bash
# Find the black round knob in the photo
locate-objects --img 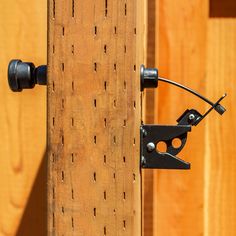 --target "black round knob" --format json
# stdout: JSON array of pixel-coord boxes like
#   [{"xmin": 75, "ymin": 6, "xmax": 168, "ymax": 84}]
[
  {"xmin": 8, "ymin": 59, "xmax": 47, "ymax": 92},
  {"xmin": 140, "ymin": 64, "xmax": 158, "ymax": 91}
]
